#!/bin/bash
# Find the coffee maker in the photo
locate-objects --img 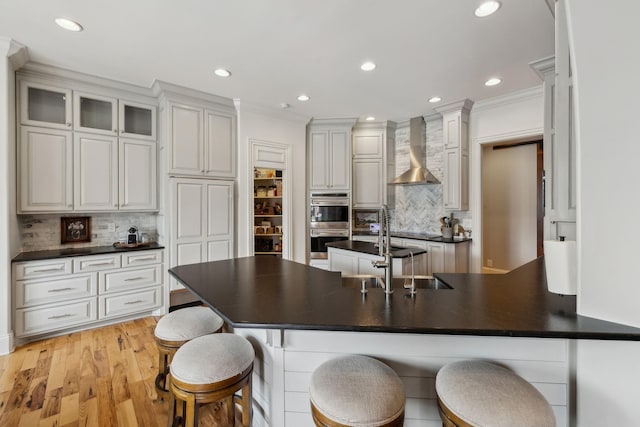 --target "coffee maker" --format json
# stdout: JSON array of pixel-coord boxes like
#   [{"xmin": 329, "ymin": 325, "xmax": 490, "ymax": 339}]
[{"xmin": 127, "ymin": 226, "xmax": 139, "ymax": 244}]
